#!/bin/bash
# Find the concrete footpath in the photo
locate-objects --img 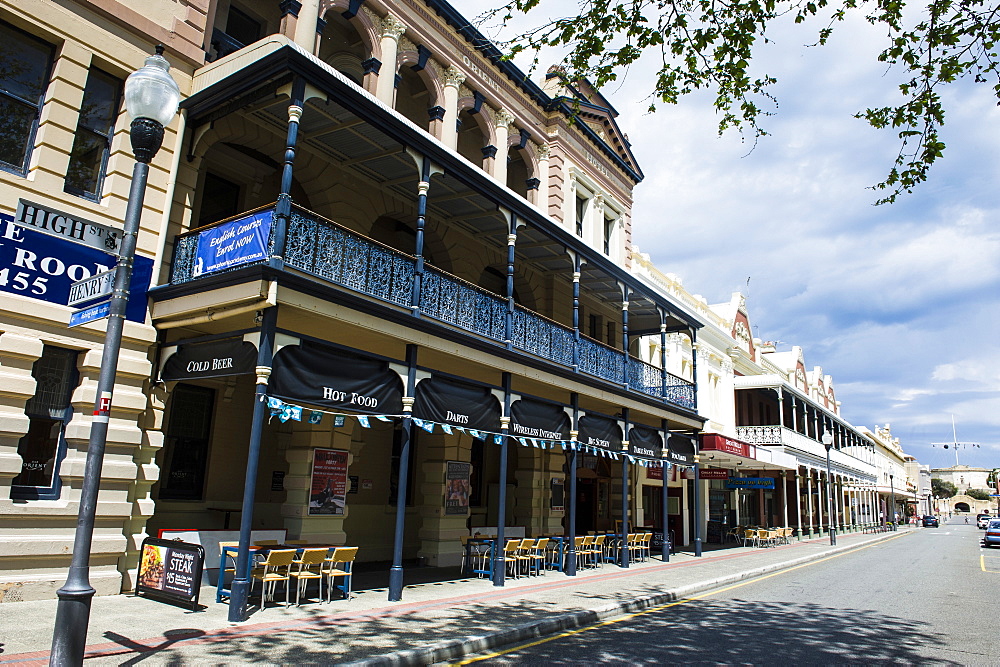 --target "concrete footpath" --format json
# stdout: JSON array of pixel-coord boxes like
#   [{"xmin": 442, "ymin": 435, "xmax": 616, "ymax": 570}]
[{"xmin": 0, "ymin": 528, "xmax": 915, "ymax": 665}]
